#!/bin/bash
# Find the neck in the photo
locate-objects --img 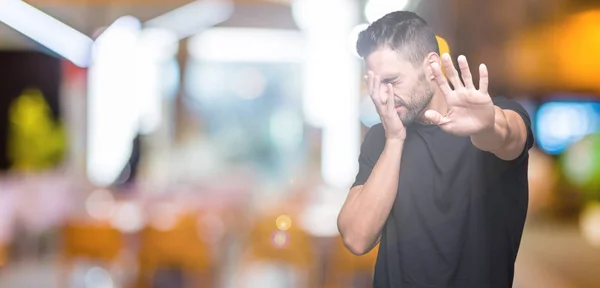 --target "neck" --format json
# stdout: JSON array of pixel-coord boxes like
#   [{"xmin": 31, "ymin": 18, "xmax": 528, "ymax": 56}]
[{"xmin": 417, "ymin": 87, "xmax": 447, "ymax": 124}]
